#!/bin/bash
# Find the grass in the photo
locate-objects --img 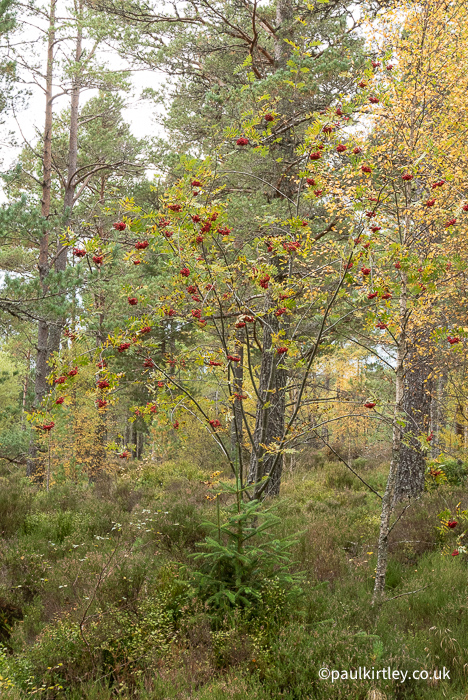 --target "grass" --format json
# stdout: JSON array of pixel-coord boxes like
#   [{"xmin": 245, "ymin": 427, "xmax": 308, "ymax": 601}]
[{"xmin": 0, "ymin": 456, "xmax": 467, "ymax": 699}]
